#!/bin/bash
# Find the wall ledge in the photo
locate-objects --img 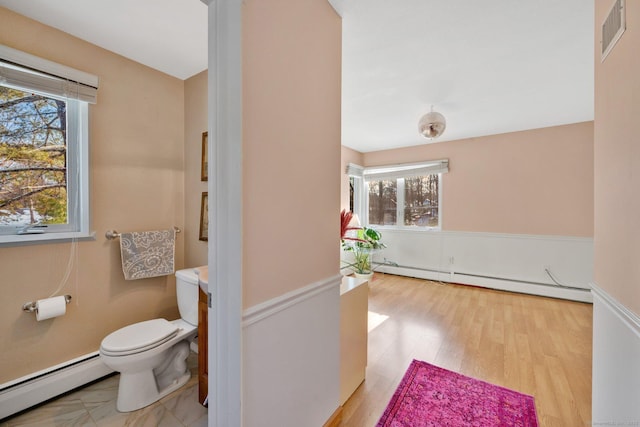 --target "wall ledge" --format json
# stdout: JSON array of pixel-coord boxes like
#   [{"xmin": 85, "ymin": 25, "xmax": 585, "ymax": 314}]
[
  {"xmin": 591, "ymin": 282, "xmax": 640, "ymax": 339},
  {"xmin": 242, "ymin": 274, "xmax": 342, "ymax": 327}
]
